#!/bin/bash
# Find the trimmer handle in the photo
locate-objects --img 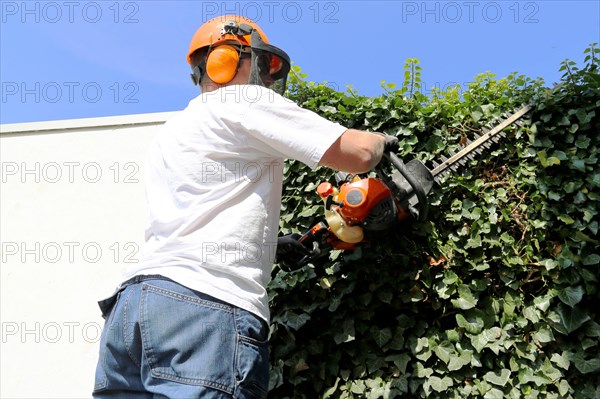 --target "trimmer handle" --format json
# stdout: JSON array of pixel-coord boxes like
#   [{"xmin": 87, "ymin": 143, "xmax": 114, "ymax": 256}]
[
  {"xmin": 278, "ymin": 223, "xmax": 329, "ymax": 270},
  {"xmin": 381, "ymin": 151, "xmax": 433, "ymax": 222}
]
